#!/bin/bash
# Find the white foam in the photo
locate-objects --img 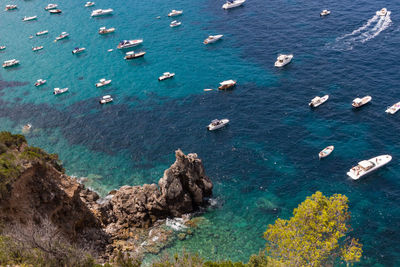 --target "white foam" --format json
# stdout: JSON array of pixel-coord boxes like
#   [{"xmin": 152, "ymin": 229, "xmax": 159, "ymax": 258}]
[{"xmin": 165, "ymin": 218, "xmax": 187, "ymax": 231}]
